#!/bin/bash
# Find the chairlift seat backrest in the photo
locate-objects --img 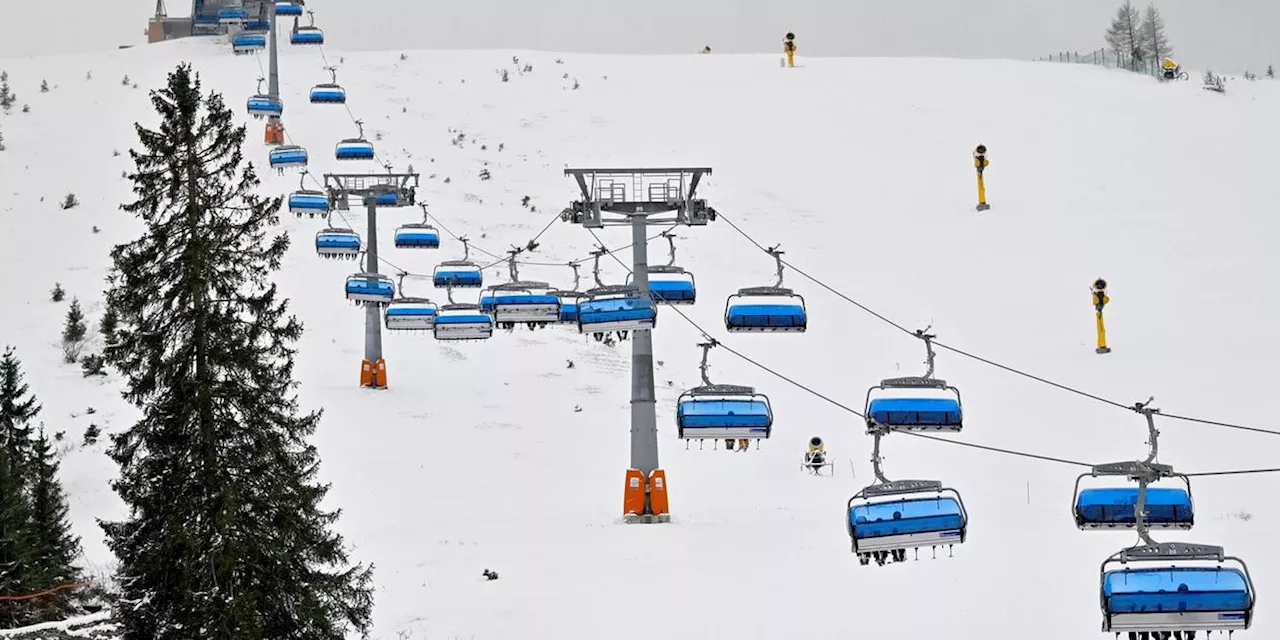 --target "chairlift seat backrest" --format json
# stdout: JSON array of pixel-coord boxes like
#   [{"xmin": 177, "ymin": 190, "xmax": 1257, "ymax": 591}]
[
  {"xmin": 289, "ymin": 190, "xmax": 330, "ymax": 213},
  {"xmin": 1104, "ymin": 567, "xmax": 1251, "ymax": 613},
  {"xmin": 725, "ymin": 289, "xmax": 807, "ymax": 331},
  {"xmin": 269, "ymin": 146, "xmax": 309, "ymax": 167},
  {"xmin": 845, "ymin": 485, "xmax": 968, "ymax": 554},
  {"xmin": 433, "ymin": 304, "xmax": 495, "ymax": 340},
  {"xmin": 849, "ymin": 497, "xmax": 965, "ymax": 538},
  {"xmin": 316, "ymin": 229, "xmax": 360, "ymax": 249},
  {"xmin": 867, "ymin": 397, "xmax": 962, "ymax": 428},
  {"xmin": 275, "ymin": 2, "xmax": 304, "ymax": 16},
  {"xmin": 433, "ymin": 262, "xmax": 483, "ymax": 288},
  {"xmin": 1076, "ymin": 487, "xmax": 1193, "ymax": 527},
  {"xmin": 394, "ymin": 225, "xmax": 440, "ymax": 248},
  {"xmin": 309, "ymin": 84, "xmax": 347, "ymax": 103}
]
